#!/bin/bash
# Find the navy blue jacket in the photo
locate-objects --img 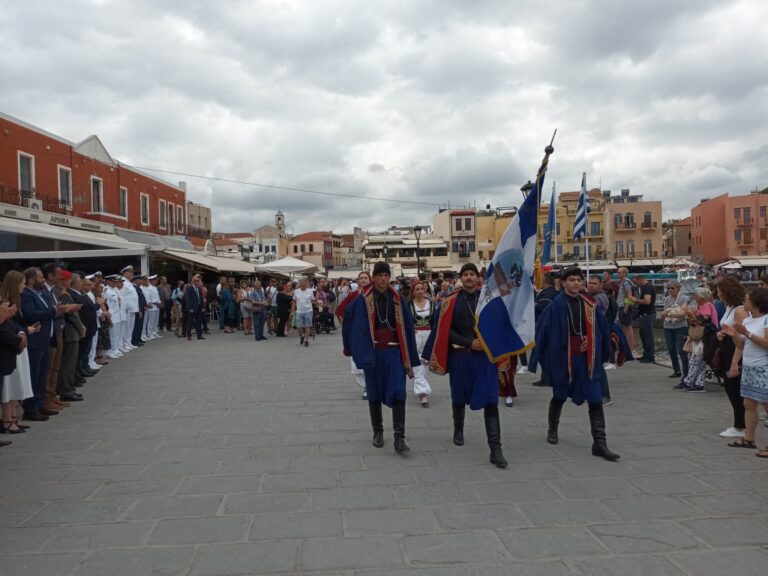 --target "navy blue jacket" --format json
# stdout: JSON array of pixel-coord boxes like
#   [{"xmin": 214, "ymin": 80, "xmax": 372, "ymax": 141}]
[{"xmin": 20, "ymin": 287, "xmax": 57, "ymax": 350}]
